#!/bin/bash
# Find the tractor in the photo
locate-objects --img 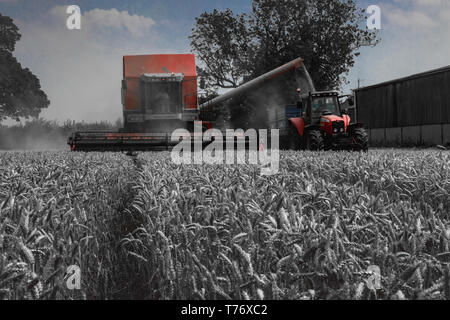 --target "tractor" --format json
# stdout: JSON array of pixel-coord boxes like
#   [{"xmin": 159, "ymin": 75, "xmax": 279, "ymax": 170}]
[{"xmin": 284, "ymin": 90, "xmax": 368, "ymax": 151}]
